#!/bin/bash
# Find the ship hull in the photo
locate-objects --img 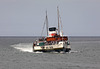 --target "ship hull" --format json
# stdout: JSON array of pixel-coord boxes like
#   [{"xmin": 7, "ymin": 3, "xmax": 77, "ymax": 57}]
[{"xmin": 33, "ymin": 41, "xmax": 71, "ymax": 52}]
